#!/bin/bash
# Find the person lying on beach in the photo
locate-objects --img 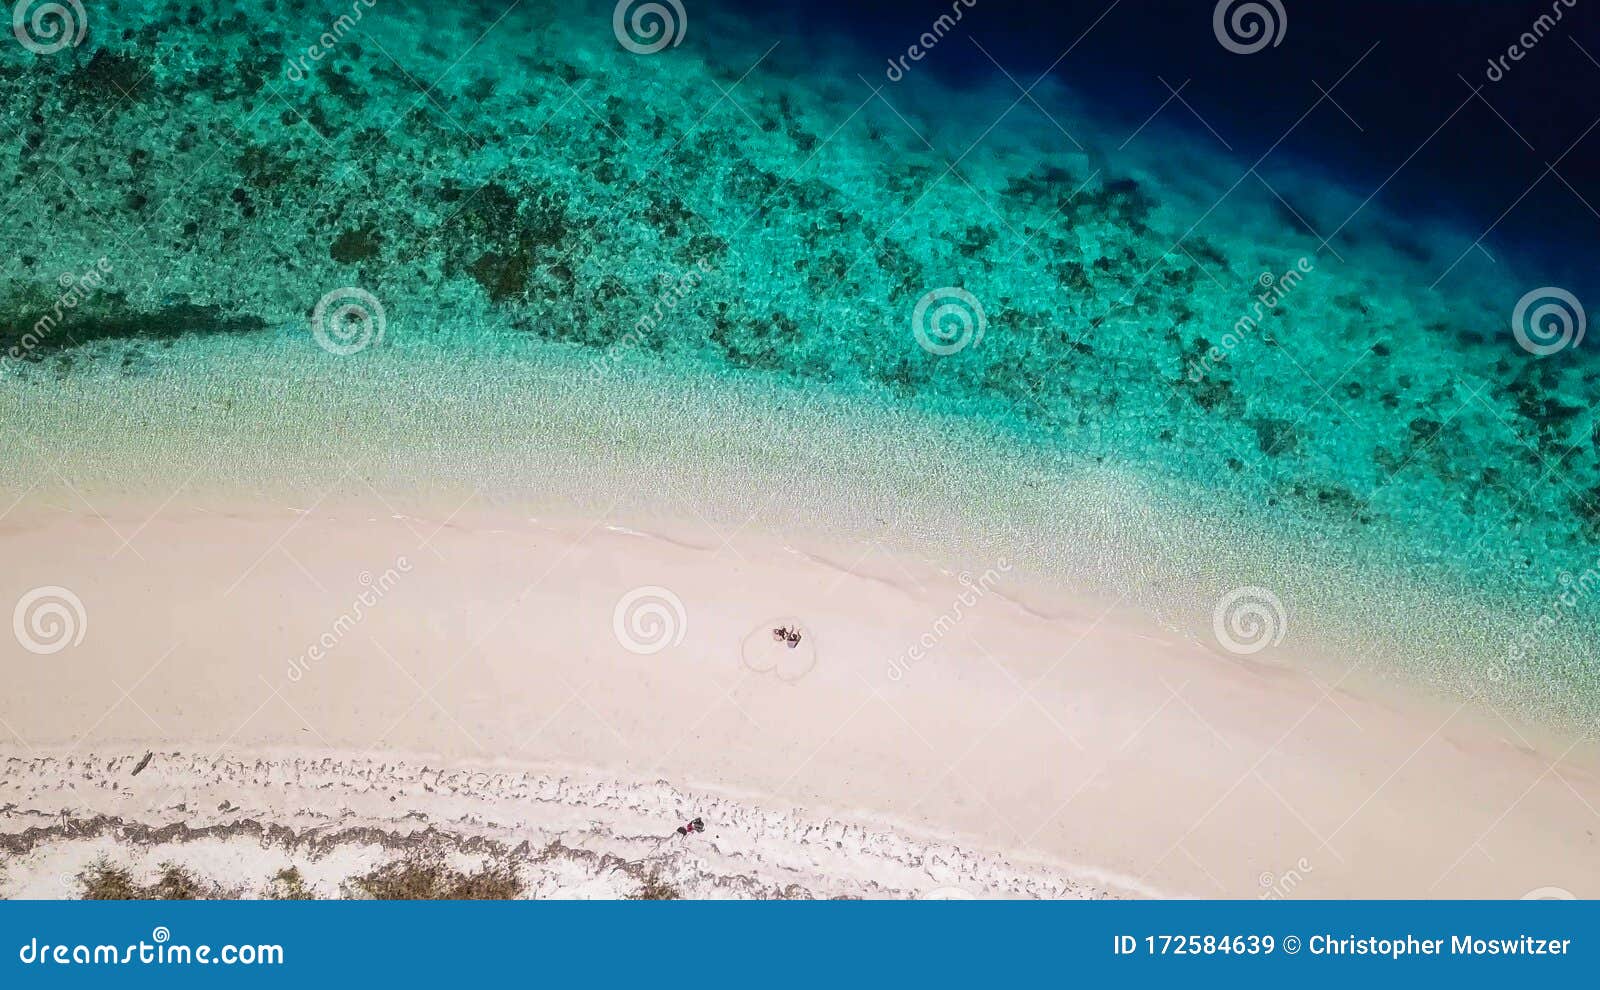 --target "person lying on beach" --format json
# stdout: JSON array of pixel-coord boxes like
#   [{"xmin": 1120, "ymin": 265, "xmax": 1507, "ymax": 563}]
[{"xmin": 615, "ymin": 817, "xmax": 707, "ymax": 871}]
